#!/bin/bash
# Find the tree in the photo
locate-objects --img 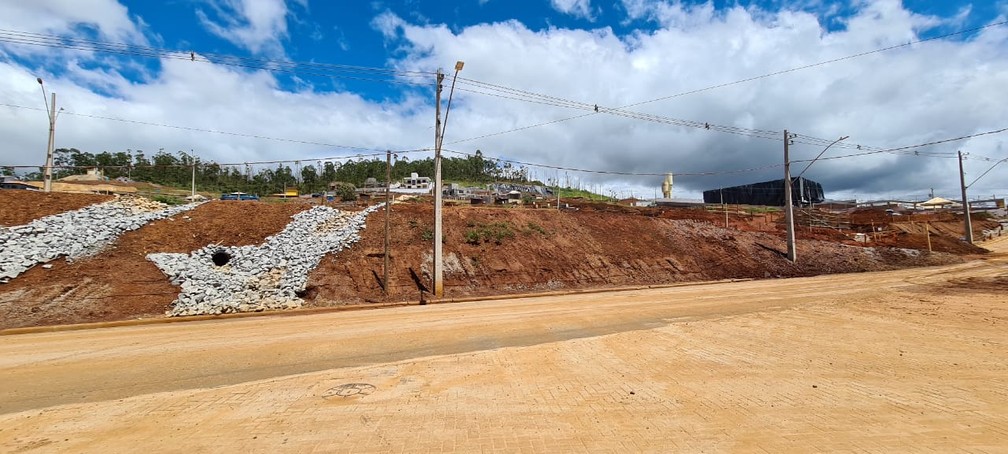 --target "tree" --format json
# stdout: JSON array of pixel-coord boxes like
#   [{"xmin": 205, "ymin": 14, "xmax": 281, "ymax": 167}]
[
  {"xmin": 300, "ymin": 164, "xmax": 319, "ymax": 194},
  {"xmin": 321, "ymin": 161, "xmax": 337, "ymax": 186},
  {"xmin": 330, "ymin": 181, "xmax": 357, "ymax": 201}
]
